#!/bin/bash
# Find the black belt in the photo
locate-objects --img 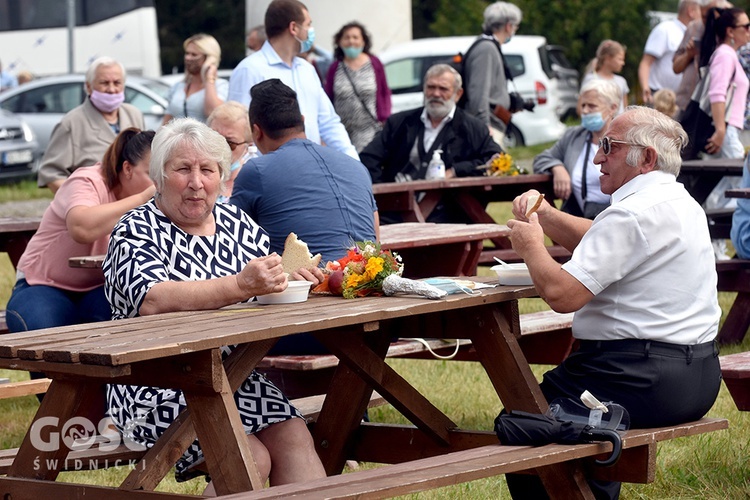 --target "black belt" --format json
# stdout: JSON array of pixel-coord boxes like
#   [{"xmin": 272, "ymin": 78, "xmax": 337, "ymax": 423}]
[{"xmin": 577, "ymin": 339, "xmax": 718, "ymax": 363}]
